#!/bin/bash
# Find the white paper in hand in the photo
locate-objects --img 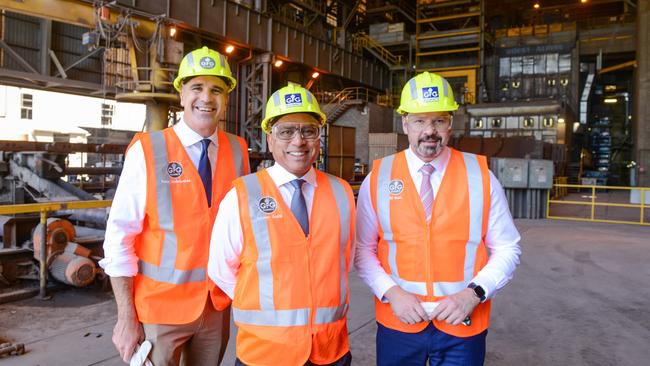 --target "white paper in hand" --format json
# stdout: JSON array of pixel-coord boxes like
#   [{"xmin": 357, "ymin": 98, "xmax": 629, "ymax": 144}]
[
  {"xmin": 420, "ymin": 302, "xmax": 439, "ymax": 317},
  {"xmin": 130, "ymin": 340, "xmax": 154, "ymax": 366}
]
